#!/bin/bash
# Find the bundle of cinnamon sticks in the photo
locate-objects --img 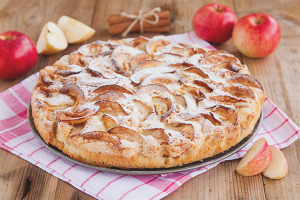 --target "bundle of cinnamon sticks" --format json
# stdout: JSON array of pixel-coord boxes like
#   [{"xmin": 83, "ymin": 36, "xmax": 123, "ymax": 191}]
[{"xmin": 108, "ymin": 11, "xmax": 170, "ymax": 36}]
